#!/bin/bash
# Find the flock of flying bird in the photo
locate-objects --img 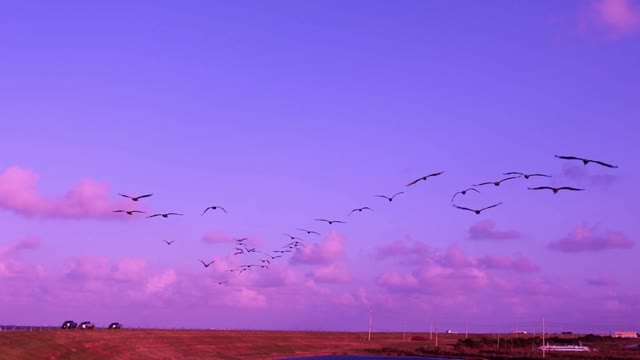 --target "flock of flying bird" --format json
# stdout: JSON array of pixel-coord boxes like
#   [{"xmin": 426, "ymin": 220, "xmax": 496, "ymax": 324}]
[{"xmin": 112, "ymin": 154, "xmax": 618, "ymax": 285}]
